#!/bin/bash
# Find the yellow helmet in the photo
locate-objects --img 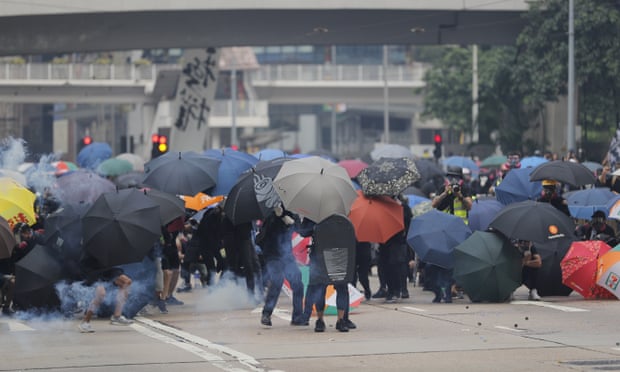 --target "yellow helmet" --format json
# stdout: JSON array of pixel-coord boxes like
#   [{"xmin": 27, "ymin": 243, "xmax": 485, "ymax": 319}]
[{"xmin": 542, "ymin": 179, "xmax": 558, "ymax": 186}]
